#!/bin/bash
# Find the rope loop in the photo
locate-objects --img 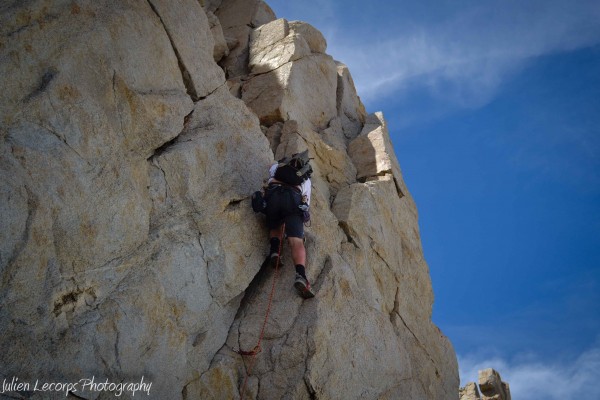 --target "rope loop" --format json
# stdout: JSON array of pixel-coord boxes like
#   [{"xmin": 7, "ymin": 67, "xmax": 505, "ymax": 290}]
[
  {"xmin": 238, "ymin": 223, "xmax": 285, "ymax": 400},
  {"xmin": 236, "ymin": 345, "xmax": 261, "ymax": 356}
]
